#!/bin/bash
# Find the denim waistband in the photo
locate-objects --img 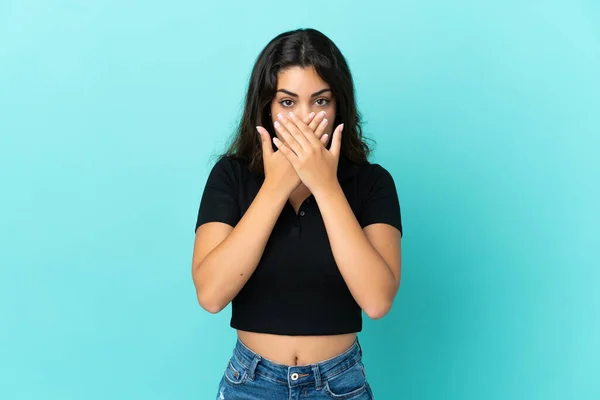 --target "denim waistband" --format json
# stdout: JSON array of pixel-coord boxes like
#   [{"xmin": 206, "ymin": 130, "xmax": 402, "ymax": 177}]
[{"xmin": 232, "ymin": 337, "xmax": 363, "ymax": 389}]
